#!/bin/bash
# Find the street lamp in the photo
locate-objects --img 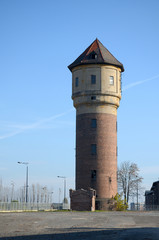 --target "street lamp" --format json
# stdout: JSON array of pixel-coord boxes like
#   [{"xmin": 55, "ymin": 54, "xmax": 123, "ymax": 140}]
[
  {"xmin": 42, "ymin": 187, "xmax": 47, "ymax": 203},
  {"xmin": 57, "ymin": 176, "xmax": 66, "ymax": 203},
  {"xmin": 18, "ymin": 162, "xmax": 29, "ymax": 203},
  {"xmin": 136, "ymin": 175, "xmax": 139, "ymax": 211}
]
